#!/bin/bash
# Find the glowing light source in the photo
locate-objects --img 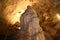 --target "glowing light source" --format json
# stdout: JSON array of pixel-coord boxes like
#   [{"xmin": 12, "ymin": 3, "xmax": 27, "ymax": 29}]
[
  {"xmin": 17, "ymin": 27, "xmax": 21, "ymax": 30},
  {"xmin": 12, "ymin": 10, "xmax": 25, "ymax": 24},
  {"xmin": 57, "ymin": 14, "xmax": 60, "ymax": 20}
]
